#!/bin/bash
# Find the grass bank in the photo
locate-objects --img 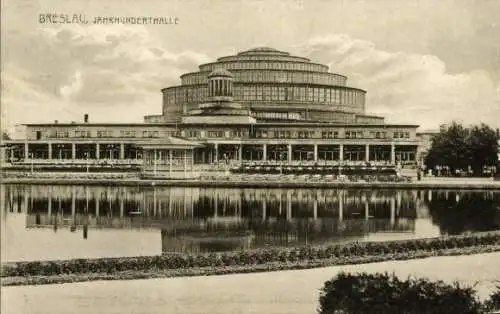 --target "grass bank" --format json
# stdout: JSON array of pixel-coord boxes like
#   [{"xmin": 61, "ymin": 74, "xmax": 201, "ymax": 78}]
[{"xmin": 2, "ymin": 232, "xmax": 500, "ymax": 286}]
